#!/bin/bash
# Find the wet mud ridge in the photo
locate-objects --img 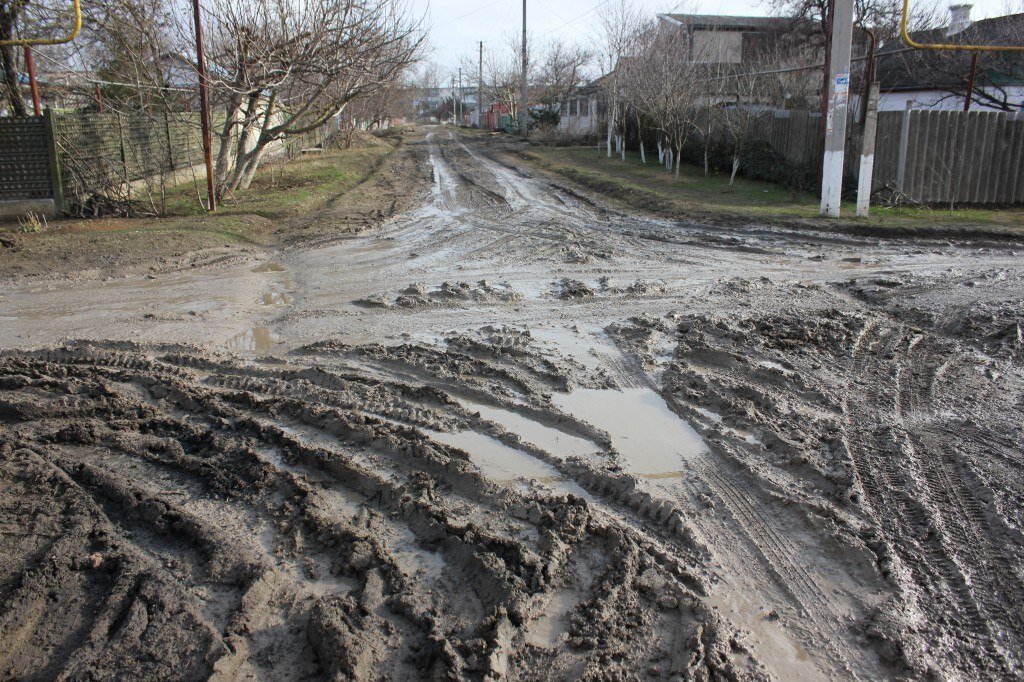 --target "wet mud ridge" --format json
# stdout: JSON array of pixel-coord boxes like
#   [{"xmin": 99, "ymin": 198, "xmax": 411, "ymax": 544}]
[
  {"xmin": 3, "ymin": 129, "xmax": 1024, "ymax": 680},
  {"xmin": 0, "ymin": 339, "xmax": 757, "ymax": 680}
]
